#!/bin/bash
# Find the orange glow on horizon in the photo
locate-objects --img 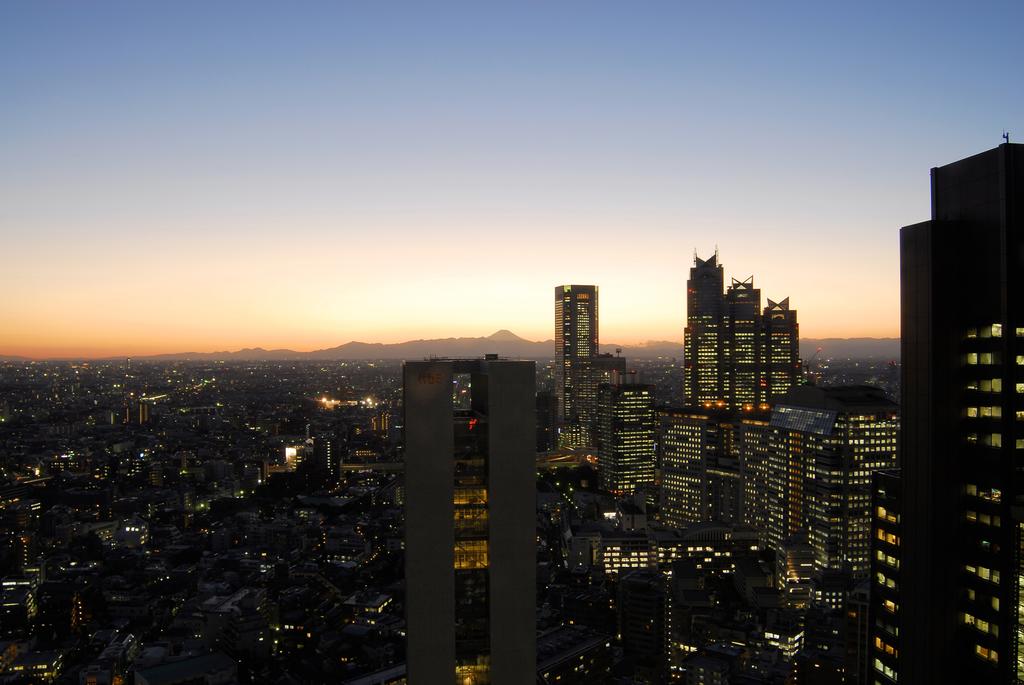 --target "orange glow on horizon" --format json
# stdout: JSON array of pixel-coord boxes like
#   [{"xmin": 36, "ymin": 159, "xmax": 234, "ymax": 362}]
[{"xmin": 2, "ymin": 218, "xmax": 900, "ymax": 359}]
